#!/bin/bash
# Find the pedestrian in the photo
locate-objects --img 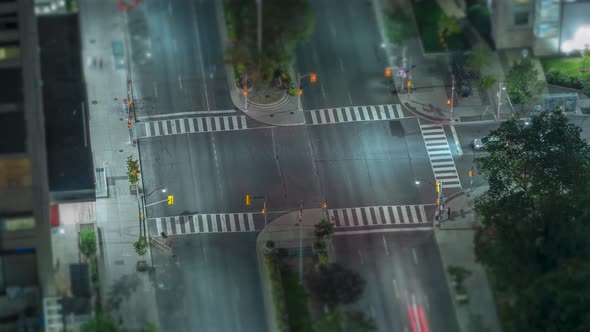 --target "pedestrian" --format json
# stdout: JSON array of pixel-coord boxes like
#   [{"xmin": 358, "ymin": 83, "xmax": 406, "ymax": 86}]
[{"xmin": 447, "ymin": 207, "xmax": 452, "ymax": 221}]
